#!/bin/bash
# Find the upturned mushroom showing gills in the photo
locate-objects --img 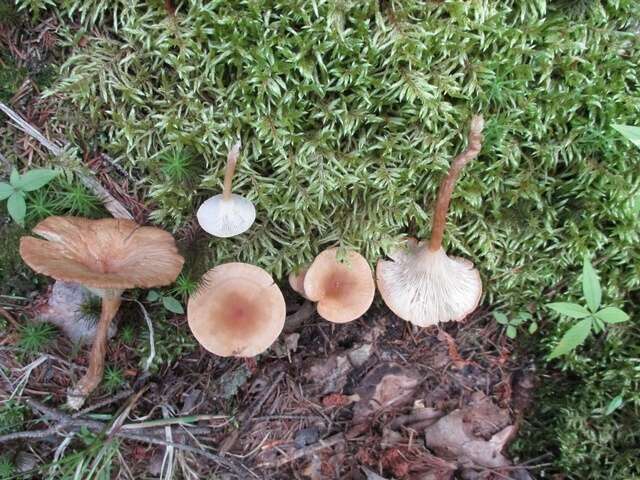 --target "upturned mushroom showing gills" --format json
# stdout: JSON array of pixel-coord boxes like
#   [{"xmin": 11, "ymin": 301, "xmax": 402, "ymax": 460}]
[
  {"xmin": 197, "ymin": 141, "xmax": 256, "ymax": 238},
  {"xmin": 376, "ymin": 116, "xmax": 484, "ymax": 327},
  {"xmin": 19, "ymin": 216, "xmax": 184, "ymax": 408},
  {"xmin": 301, "ymin": 248, "xmax": 375, "ymax": 323},
  {"xmin": 187, "ymin": 263, "xmax": 286, "ymax": 357}
]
